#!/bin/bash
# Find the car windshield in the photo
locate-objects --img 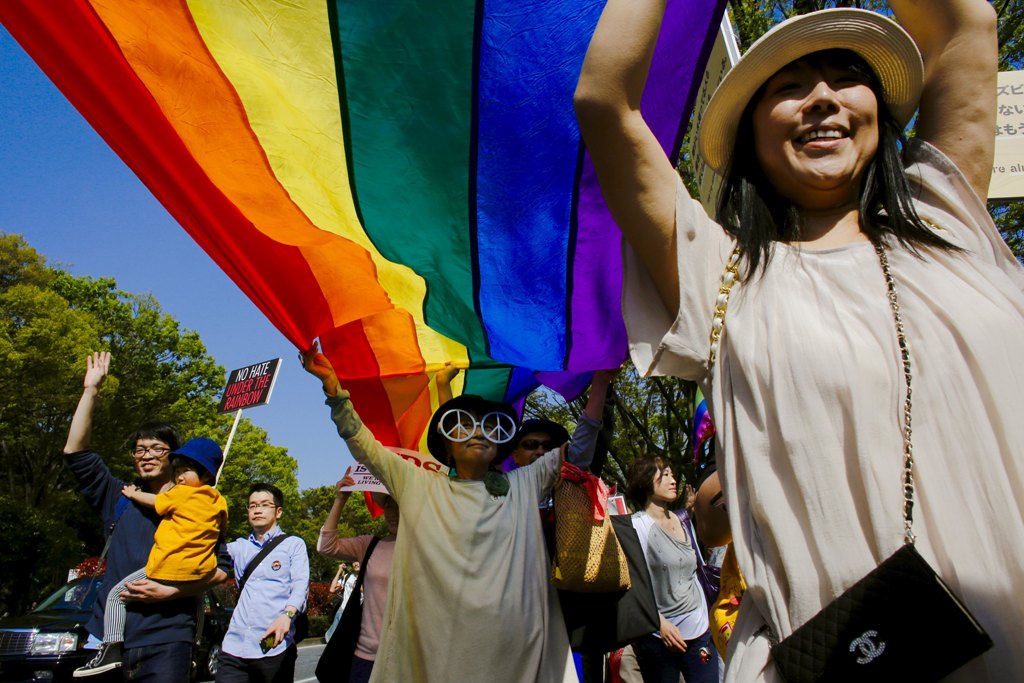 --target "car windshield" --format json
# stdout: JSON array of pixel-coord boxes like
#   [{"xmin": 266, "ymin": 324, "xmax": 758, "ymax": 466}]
[{"xmin": 33, "ymin": 577, "xmax": 102, "ymax": 613}]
